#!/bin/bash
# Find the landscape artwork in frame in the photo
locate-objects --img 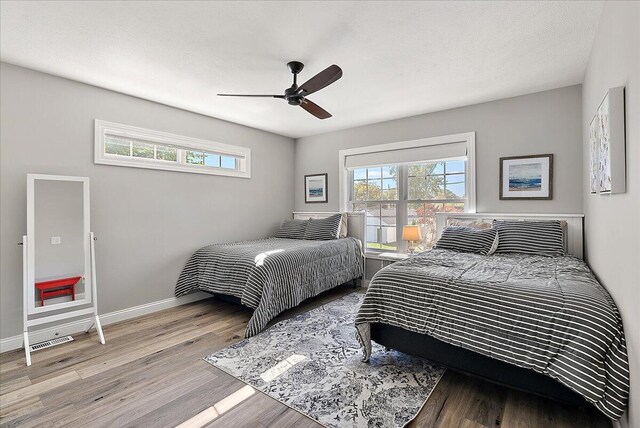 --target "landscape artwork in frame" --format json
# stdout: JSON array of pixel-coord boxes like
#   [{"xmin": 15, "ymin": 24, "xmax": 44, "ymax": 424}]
[
  {"xmin": 500, "ymin": 154, "xmax": 553, "ymax": 200},
  {"xmin": 305, "ymin": 173, "xmax": 328, "ymax": 203}
]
